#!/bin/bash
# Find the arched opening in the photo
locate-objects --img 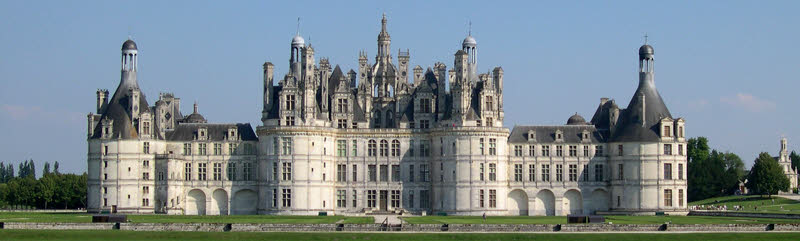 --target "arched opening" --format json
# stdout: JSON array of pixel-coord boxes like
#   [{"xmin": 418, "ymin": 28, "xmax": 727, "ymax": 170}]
[
  {"xmin": 589, "ymin": 189, "xmax": 610, "ymax": 215},
  {"xmin": 186, "ymin": 189, "xmax": 206, "ymax": 215},
  {"xmin": 534, "ymin": 189, "xmax": 555, "ymax": 216},
  {"xmin": 211, "ymin": 189, "xmax": 228, "ymax": 215},
  {"xmin": 507, "ymin": 189, "xmax": 529, "ymax": 216},
  {"xmin": 231, "ymin": 189, "xmax": 258, "ymax": 215},
  {"xmin": 563, "ymin": 189, "xmax": 583, "ymax": 215}
]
